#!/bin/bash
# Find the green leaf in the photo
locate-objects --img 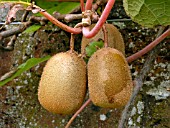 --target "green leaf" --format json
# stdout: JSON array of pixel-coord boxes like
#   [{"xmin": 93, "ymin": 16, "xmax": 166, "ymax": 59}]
[
  {"xmin": 35, "ymin": 1, "xmax": 59, "ymax": 10},
  {"xmin": 1, "ymin": 1, "xmax": 79, "ymax": 16},
  {"xmin": 29, "ymin": 1, "xmax": 59, "ymax": 16},
  {"xmin": 86, "ymin": 41, "xmax": 104, "ymax": 57},
  {"xmin": 23, "ymin": 25, "xmax": 41, "ymax": 33},
  {"xmin": 36, "ymin": 1, "xmax": 79, "ymax": 14},
  {"xmin": 0, "ymin": 56, "xmax": 51, "ymax": 87},
  {"xmin": 1, "ymin": 0, "xmax": 31, "ymax": 2},
  {"xmin": 35, "ymin": 1, "xmax": 79, "ymax": 15},
  {"xmin": 56, "ymin": 2, "xmax": 80, "ymax": 14},
  {"xmin": 123, "ymin": 0, "xmax": 170, "ymax": 27}
]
